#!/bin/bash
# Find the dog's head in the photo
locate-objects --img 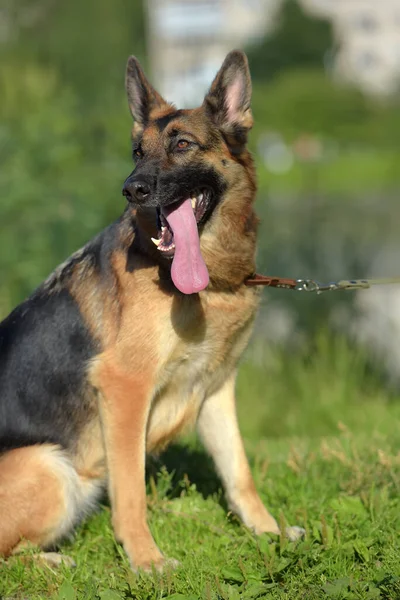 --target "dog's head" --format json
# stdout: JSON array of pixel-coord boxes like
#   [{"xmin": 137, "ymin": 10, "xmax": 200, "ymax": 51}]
[{"xmin": 123, "ymin": 51, "xmax": 255, "ymax": 294}]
